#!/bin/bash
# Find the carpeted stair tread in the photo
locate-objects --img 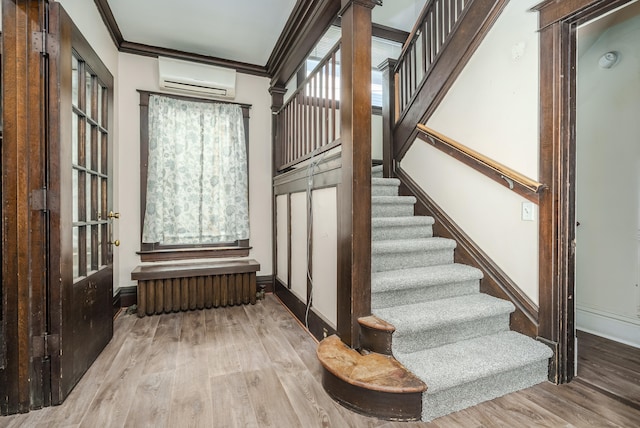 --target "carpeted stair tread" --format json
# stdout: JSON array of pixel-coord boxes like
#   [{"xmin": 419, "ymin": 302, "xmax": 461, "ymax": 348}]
[
  {"xmin": 372, "ymin": 195, "xmax": 416, "ymax": 205},
  {"xmin": 372, "ymin": 165, "xmax": 384, "ymax": 178},
  {"xmin": 372, "ymin": 264, "xmax": 482, "ymax": 293},
  {"xmin": 373, "ymin": 294, "xmax": 514, "ymax": 336},
  {"xmin": 396, "ymin": 331, "xmax": 553, "ymax": 393},
  {"xmin": 372, "ymin": 177, "xmax": 401, "ymax": 187},
  {"xmin": 372, "ymin": 237, "xmax": 456, "ymax": 254},
  {"xmin": 372, "ymin": 216, "xmax": 434, "ymax": 228},
  {"xmin": 372, "ymin": 216, "xmax": 435, "ymax": 241}
]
